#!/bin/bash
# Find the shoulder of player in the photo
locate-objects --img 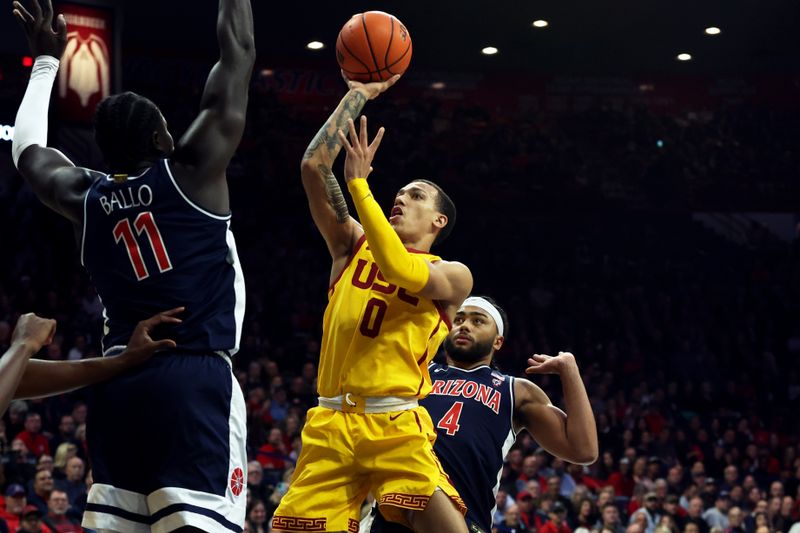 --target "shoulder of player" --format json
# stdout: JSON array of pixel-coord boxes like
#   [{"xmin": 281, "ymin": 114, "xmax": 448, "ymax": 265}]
[{"xmin": 429, "ymin": 260, "xmax": 473, "ymax": 292}]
